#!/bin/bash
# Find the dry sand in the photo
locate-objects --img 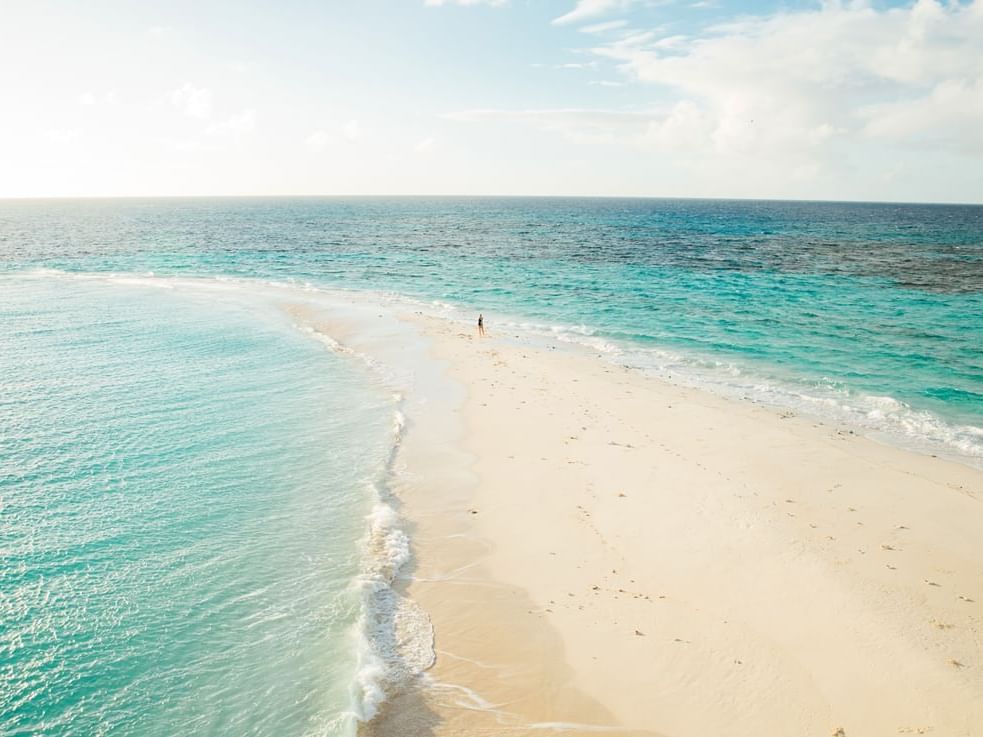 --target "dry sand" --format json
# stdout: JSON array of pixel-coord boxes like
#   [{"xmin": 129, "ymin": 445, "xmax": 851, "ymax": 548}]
[{"xmin": 311, "ymin": 304, "xmax": 983, "ymax": 737}]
